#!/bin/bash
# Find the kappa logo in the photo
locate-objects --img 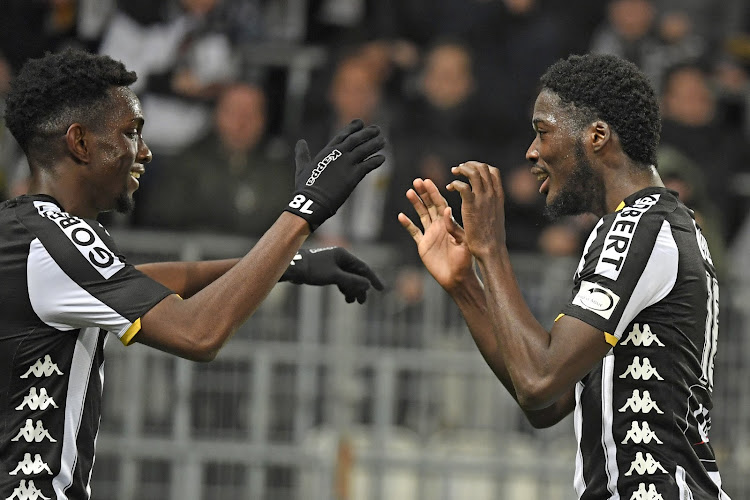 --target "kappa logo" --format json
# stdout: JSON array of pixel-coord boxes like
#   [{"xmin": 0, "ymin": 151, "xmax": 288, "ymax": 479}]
[
  {"xmin": 624, "ymin": 452, "xmax": 668, "ymax": 476},
  {"xmin": 621, "ymin": 324, "xmax": 664, "ymax": 347},
  {"xmin": 34, "ymin": 201, "xmax": 124, "ymax": 279},
  {"xmin": 15, "ymin": 388, "xmax": 58, "ymax": 411},
  {"xmin": 20, "ymin": 355, "xmax": 63, "ymax": 379},
  {"xmin": 306, "ymin": 149, "xmax": 341, "ymax": 186},
  {"xmin": 595, "ymin": 194, "xmax": 660, "ymax": 280},
  {"xmin": 9, "ymin": 454, "xmax": 53, "ymax": 476},
  {"xmin": 619, "ymin": 390, "xmax": 664, "ymax": 414},
  {"xmin": 622, "ymin": 421, "xmax": 663, "ymax": 445},
  {"xmin": 11, "ymin": 419, "xmax": 56, "ymax": 443},
  {"xmin": 5, "ymin": 480, "xmax": 50, "ymax": 500},
  {"xmin": 629, "ymin": 483, "xmax": 664, "ymax": 500},
  {"xmin": 619, "ymin": 356, "xmax": 664, "ymax": 381},
  {"xmin": 572, "ymin": 281, "xmax": 620, "ymax": 320}
]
